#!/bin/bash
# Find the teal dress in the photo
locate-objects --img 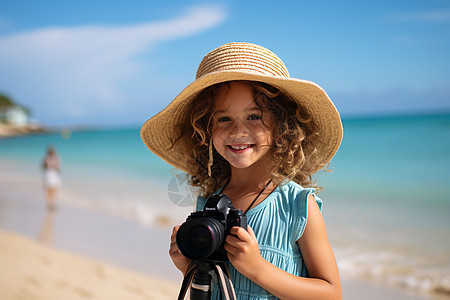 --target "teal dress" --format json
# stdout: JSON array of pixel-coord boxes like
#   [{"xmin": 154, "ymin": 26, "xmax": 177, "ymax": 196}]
[{"xmin": 195, "ymin": 180, "xmax": 323, "ymax": 300}]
